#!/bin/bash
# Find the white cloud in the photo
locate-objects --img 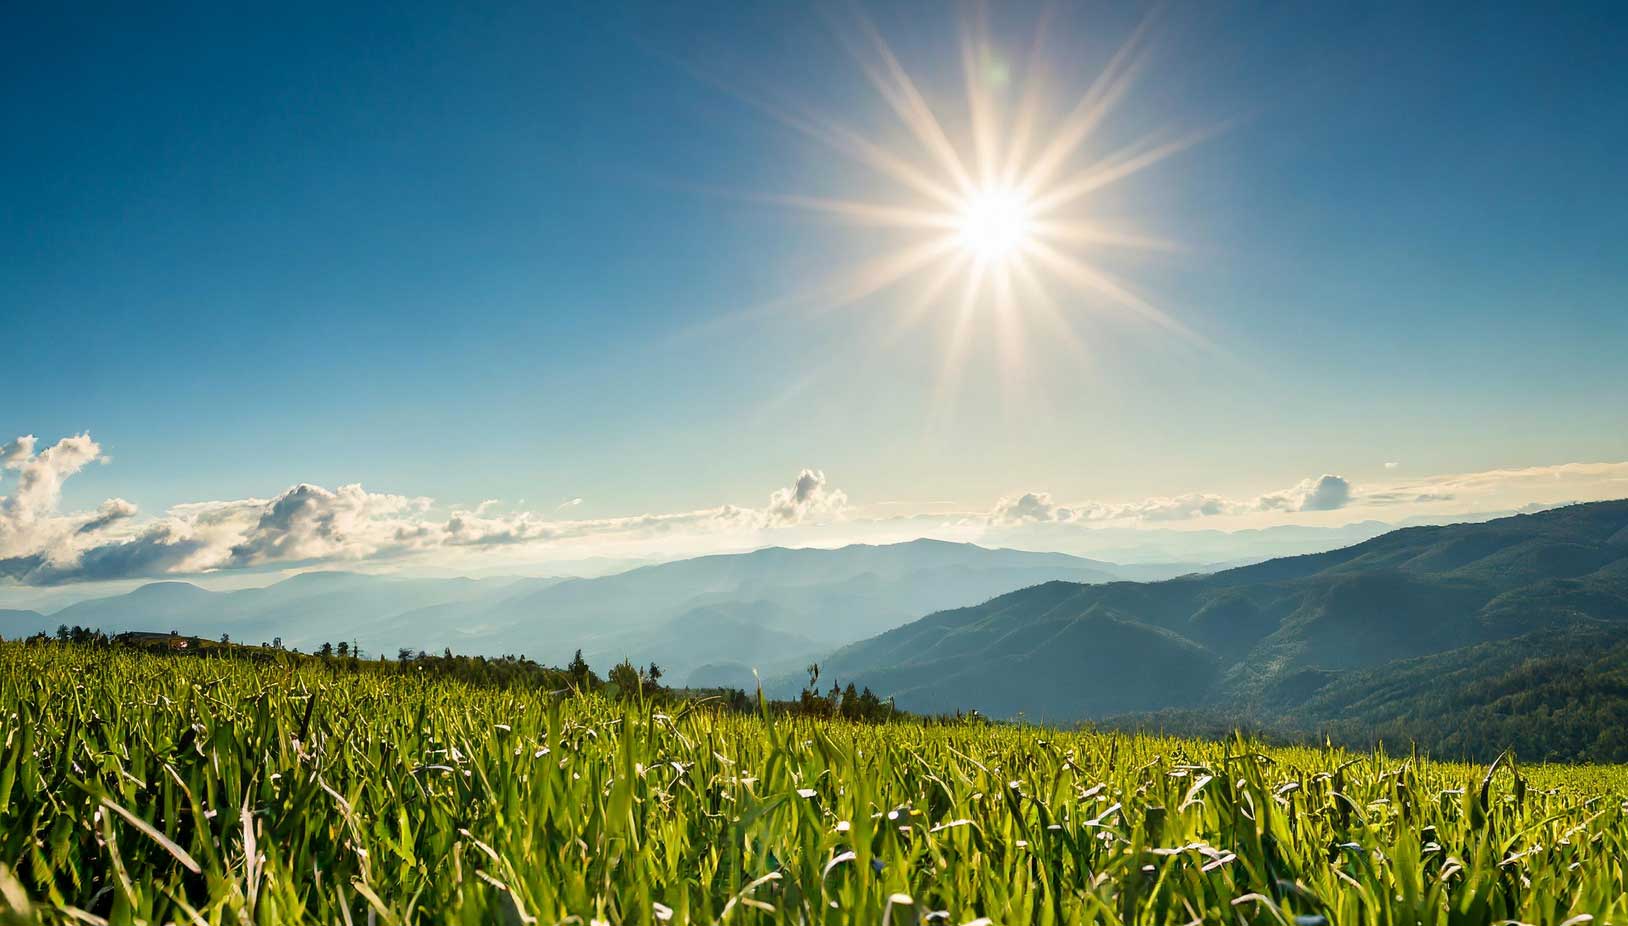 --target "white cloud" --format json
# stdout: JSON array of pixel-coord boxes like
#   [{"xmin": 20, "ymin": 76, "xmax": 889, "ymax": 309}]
[
  {"xmin": 1, "ymin": 434, "xmax": 117, "ymax": 566},
  {"xmin": 1124, "ymin": 494, "xmax": 1243, "ymax": 521},
  {"xmin": 1075, "ymin": 493, "xmax": 1243, "ymax": 523},
  {"xmin": 1256, "ymin": 474, "xmax": 1352, "ymax": 512},
  {"xmin": 765, "ymin": 469, "xmax": 848, "ymax": 525},
  {"xmin": 1371, "ymin": 462, "xmax": 1628, "ymax": 512},
  {"xmin": 77, "ymin": 498, "xmax": 139, "ymax": 535},
  {"xmin": 1384, "ymin": 461, "xmax": 1400, "ymax": 470},
  {"xmin": 6, "ymin": 430, "xmax": 1627, "ymax": 586},
  {"xmin": 989, "ymin": 491, "xmax": 1073, "ymax": 524},
  {"xmin": 1, "ymin": 434, "xmax": 103, "ymax": 542},
  {"xmin": 0, "ymin": 435, "xmax": 852, "ymax": 585},
  {"xmin": 983, "ymin": 462, "xmax": 1628, "ymax": 535},
  {"xmin": 224, "ymin": 483, "xmax": 435, "ymax": 568},
  {"xmin": 990, "ymin": 475, "xmax": 1354, "ymax": 526}
]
